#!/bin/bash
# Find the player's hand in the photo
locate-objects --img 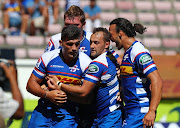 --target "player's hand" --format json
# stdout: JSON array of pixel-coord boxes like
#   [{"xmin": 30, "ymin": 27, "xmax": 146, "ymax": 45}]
[
  {"xmin": 0, "ymin": 61, "xmax": 16, "ymax": 80},
  {"xmin": 41, "ymin": 84, "xmax": 49, "ymax": 90},
  {"xmin": 116, "ymin": 56, "xmax": 122, "ymax": 65},
  {"xmin": 46, "ymin": 75, "xmax": 60, "ymax": 90},
  {"xmin": 47, "ymin": 79, "xmax": 60, "ymax": 90},
  {"xmin": 116, "ymin": 92, "xmax": 122, "ymax": 102},
  {"xmin": 143, "ymin": 110, "xmax": 156, "ymax": 128},
  {"xmin": 46, "ymin": 90, "xmax": 67, "ymax": 105}
]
